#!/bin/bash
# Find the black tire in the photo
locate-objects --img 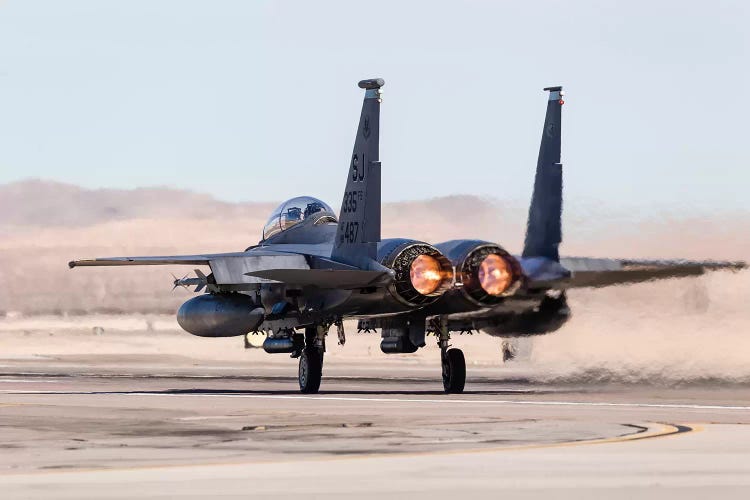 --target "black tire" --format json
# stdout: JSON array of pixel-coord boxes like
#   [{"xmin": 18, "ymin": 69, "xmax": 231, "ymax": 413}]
[
  {"xmin": 442, "ymin": 348, "xmax": 466, "ymax": 394},
  {"xmin": 298, "ymin": 347, "xmax": 323, "ymax": 394}
]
